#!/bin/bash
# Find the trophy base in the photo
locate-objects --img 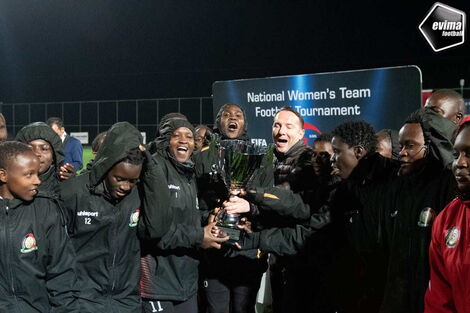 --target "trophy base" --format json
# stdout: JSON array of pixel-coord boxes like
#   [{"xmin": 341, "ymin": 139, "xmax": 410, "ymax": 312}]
[{"xmin": 218, "ymin": 225, "xmax": 243, "ymax": 247}]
